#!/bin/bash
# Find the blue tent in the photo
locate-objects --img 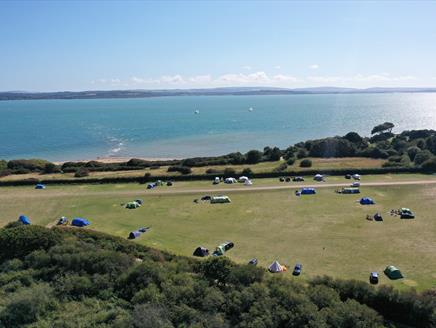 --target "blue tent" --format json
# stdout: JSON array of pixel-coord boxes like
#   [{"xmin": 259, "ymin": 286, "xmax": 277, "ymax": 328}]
[
  {"xmin": 71, "ymin": 218, "xmax": 90, "ymax": 227},
  {"xmin": 360, "ymin": 197, "xmax": 375, "ymax": 205},
  {"xmin": 35, "ymin": 184, "xmax": 46, "ymax": 189},
  {"xmin": 18, "ymin": 215, "xmax": 31, "ymax": 225},
  {"xmin": 128, "ymin": 231, "xmax": 142, "ymax": 239},
  {"xmin": 301, "ymin": 188, "xmax": 316, "ymax": 195}
]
